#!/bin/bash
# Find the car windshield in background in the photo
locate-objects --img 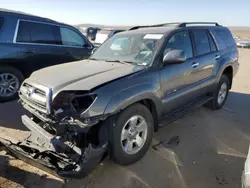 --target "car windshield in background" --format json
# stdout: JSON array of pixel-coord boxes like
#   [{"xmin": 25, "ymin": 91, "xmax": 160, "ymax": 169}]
[{"xmin": 90, "ymin": 33, "xmax": 163, "ymax": 65}]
